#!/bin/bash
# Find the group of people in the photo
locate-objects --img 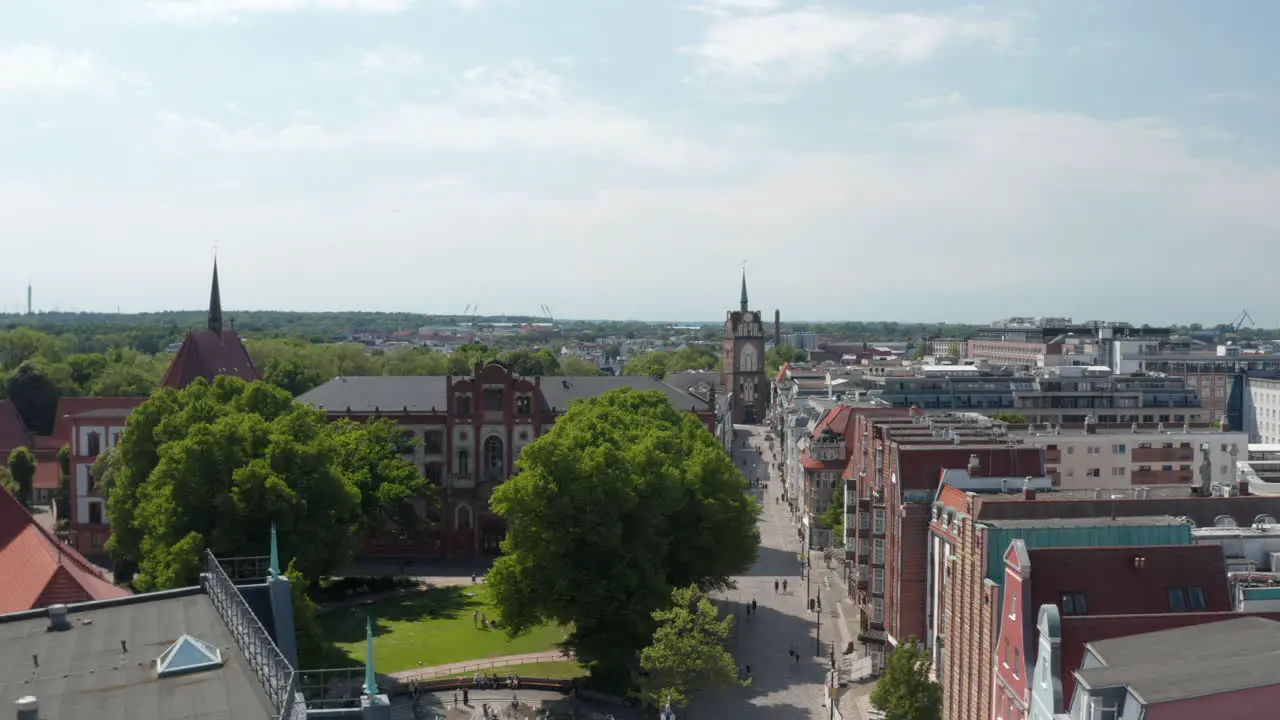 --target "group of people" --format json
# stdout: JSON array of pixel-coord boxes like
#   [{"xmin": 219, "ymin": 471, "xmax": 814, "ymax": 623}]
[
  {"xmin": 471, "ymin": 672, "xmax": 520, "ymax": 689},
  {"xmin": 773, "ymin": 578, "xmax": 789, "ymax": 594}
]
